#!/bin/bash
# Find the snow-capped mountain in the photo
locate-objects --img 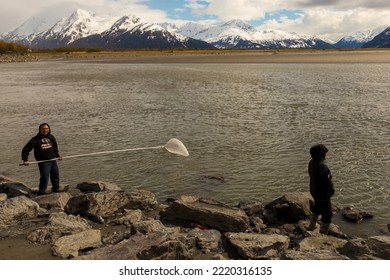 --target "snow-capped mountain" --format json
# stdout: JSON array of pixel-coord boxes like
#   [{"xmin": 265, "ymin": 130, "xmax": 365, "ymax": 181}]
[
  {"xmin": 1, "ymin": 9, "xmax": 387, "ymax": 50},
  {"xmin": 362, "ymin": 27, "xmax": 390, "ymax": 48},
  {"xmin": 26, "ymin": 9, "xmax": 117, "ymax": 48},
  {"xmin": 334, "ymin": 26, "xmax": 387, "ymax": 48},
  {"xmin": 167, "ymin": 19, "xmax": 332, "ymax": 49},
  {"xmin": 71, "ymin": 15, "xmax": 214, "ymax": 49}
]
